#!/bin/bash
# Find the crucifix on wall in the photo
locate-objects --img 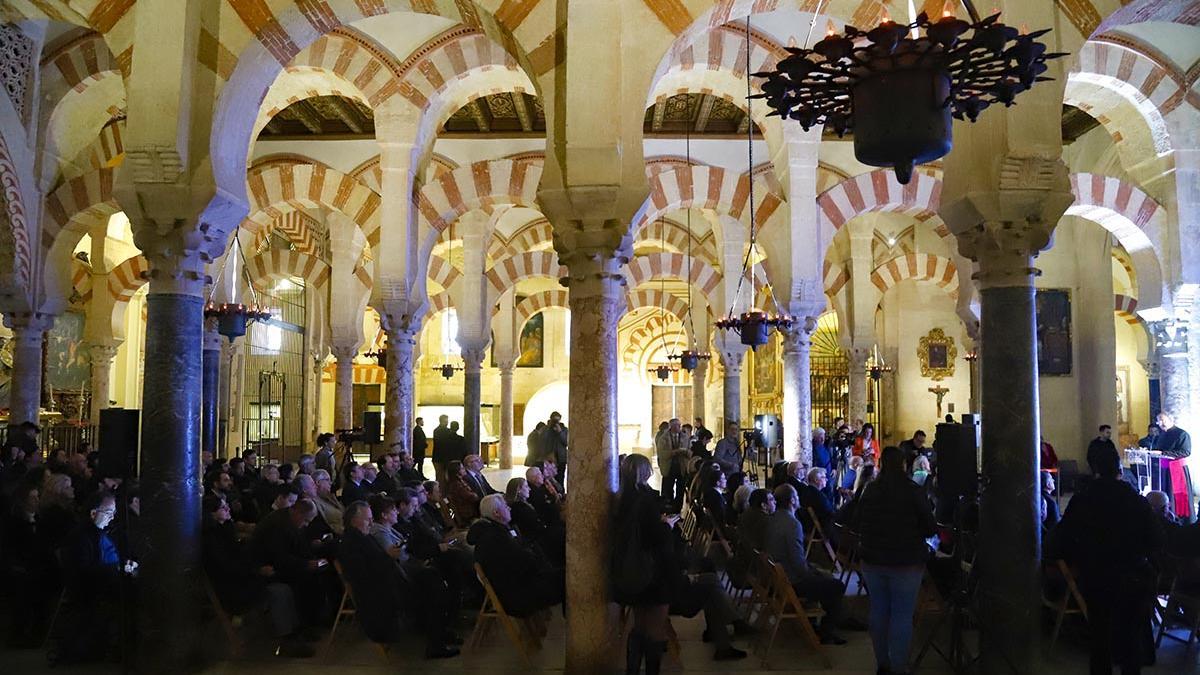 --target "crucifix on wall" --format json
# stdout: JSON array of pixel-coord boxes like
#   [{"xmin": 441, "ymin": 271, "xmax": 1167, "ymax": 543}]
[{"xmin": 928, "ymin": 385, "xmax": 950, "ymax": 419}]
